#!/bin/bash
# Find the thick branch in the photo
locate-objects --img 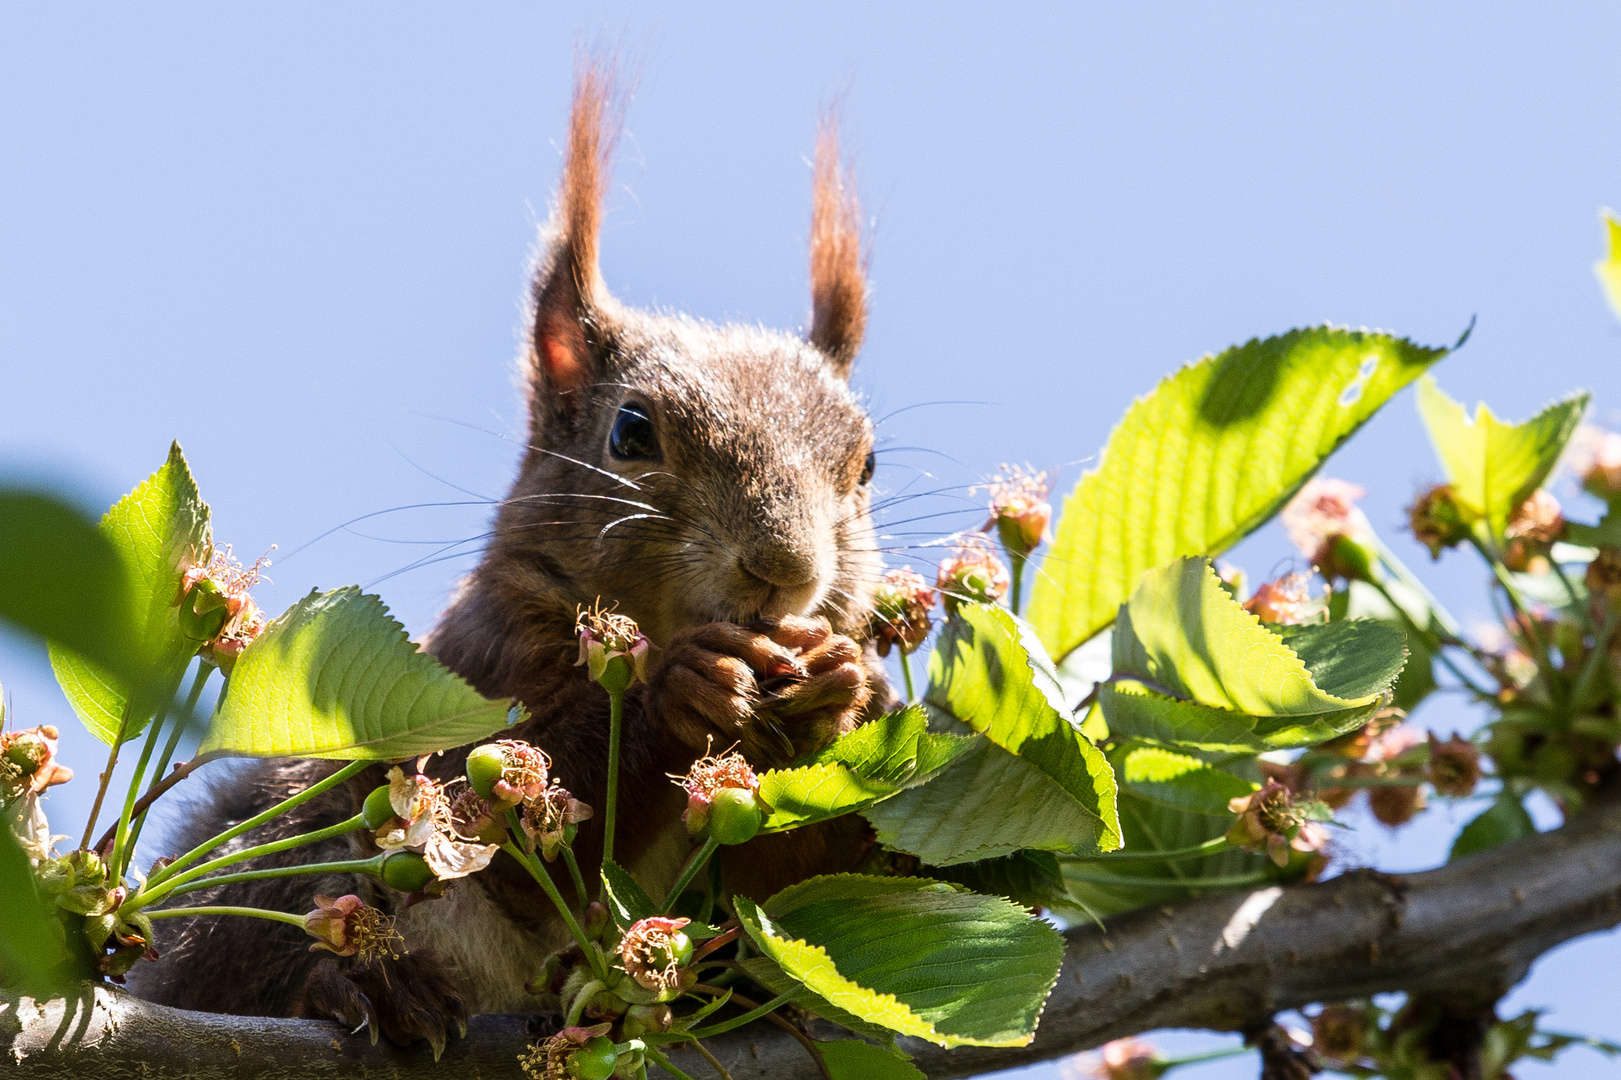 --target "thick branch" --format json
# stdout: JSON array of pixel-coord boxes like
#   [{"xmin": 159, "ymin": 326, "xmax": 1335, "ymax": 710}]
[{"xmin": 7, "ymin": 791, "xmax": 1621, "ymax": 1079}]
